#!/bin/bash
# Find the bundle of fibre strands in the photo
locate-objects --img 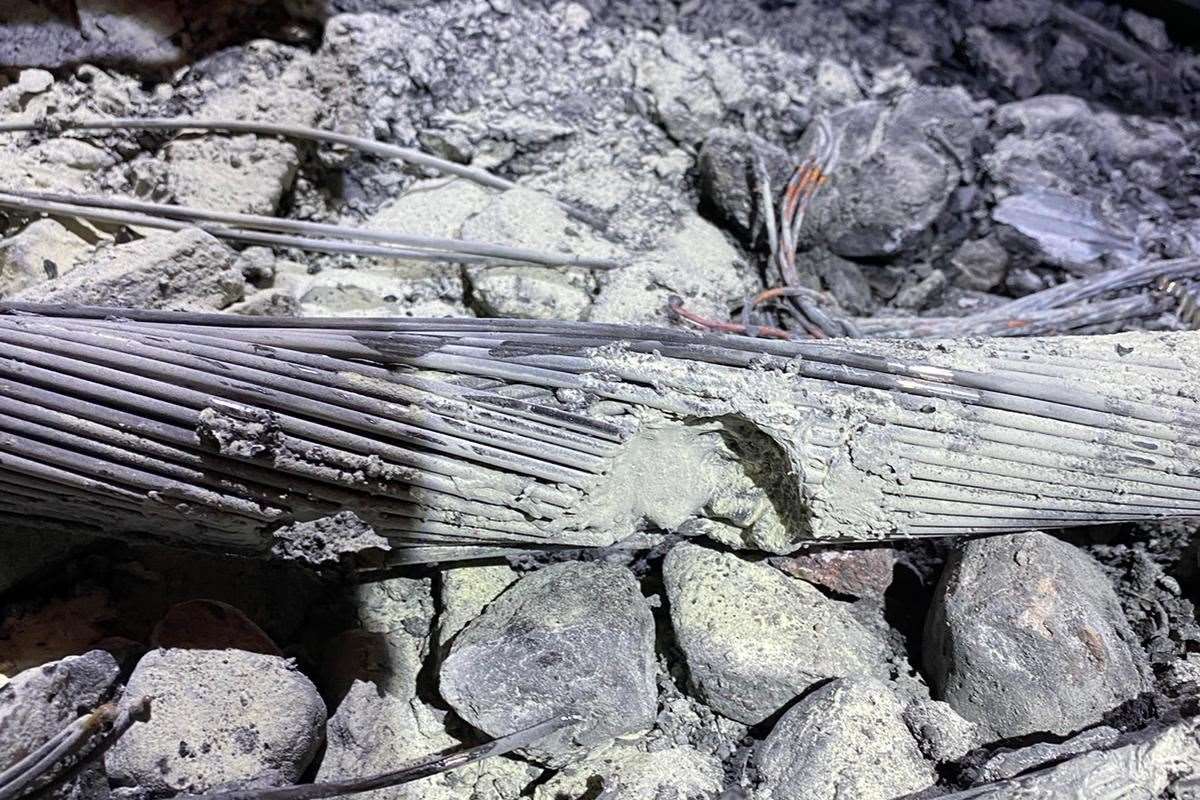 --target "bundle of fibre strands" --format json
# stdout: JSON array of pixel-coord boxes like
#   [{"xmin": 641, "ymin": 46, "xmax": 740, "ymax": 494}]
[{"xmin": 0, "ymin": 302, "xmax": 1197, "ymax": 567}]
